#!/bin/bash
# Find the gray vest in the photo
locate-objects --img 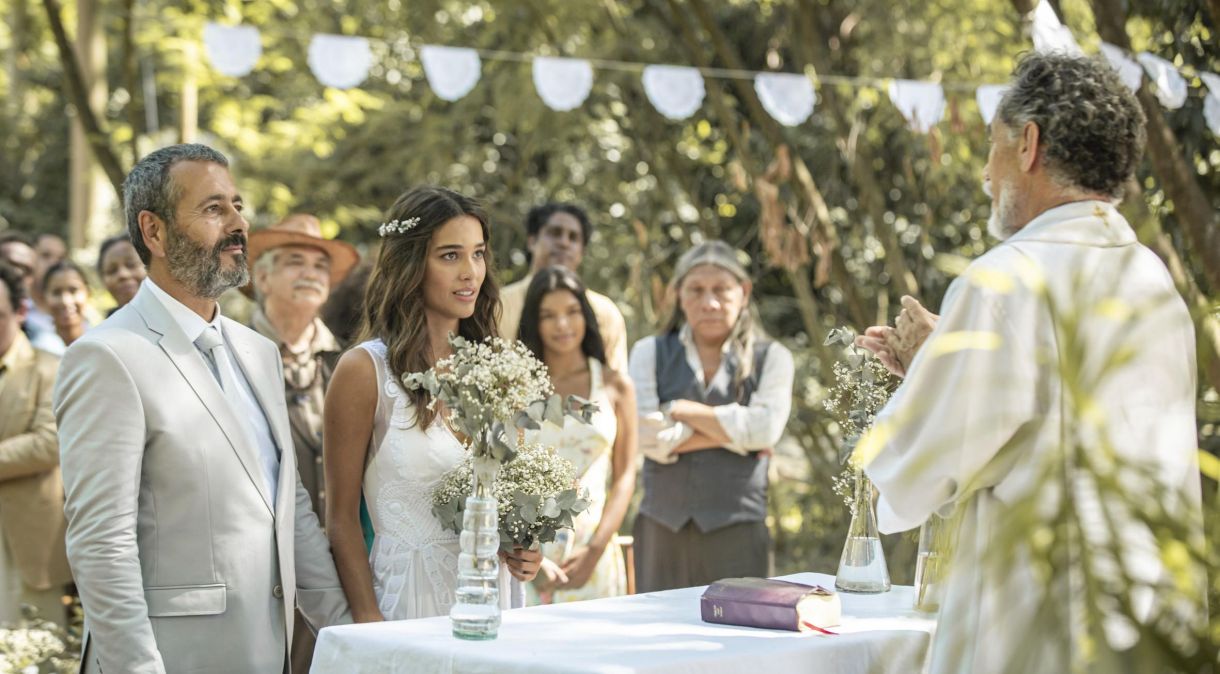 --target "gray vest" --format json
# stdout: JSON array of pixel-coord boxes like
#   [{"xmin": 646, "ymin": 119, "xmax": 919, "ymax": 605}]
[{"xmin": 639, "ymin": 332, "xmax": 772, "ymax": 533}]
